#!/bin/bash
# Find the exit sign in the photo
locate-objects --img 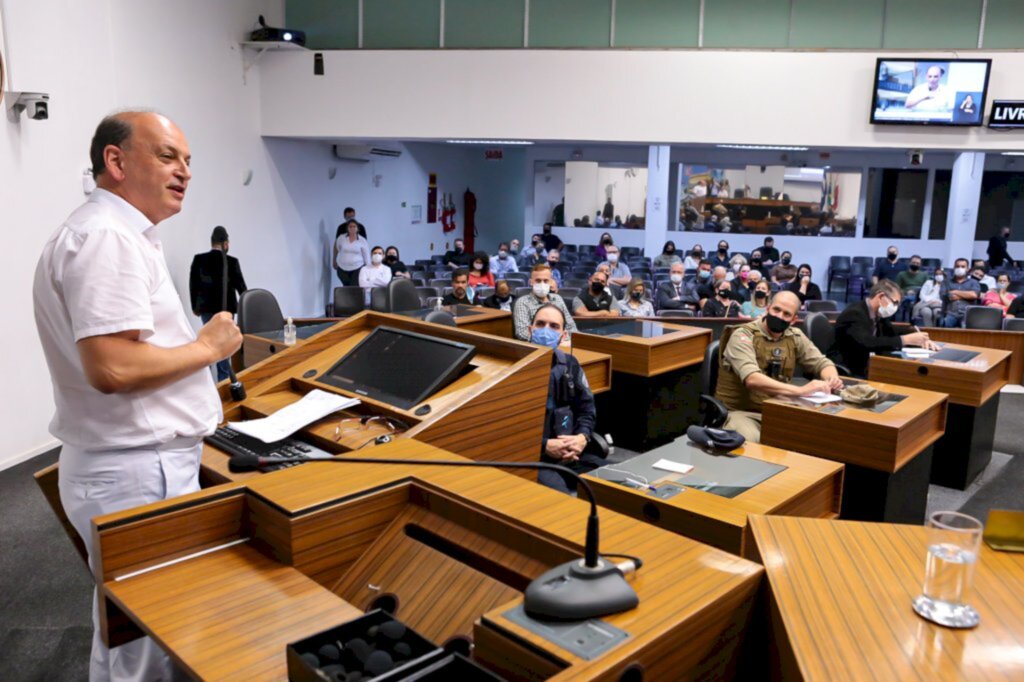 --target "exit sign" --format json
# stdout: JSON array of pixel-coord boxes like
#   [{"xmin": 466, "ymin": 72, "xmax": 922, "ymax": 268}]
[{"xmin": 484, "ymin": 149, "xmax": 503, "ymax": 160}]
